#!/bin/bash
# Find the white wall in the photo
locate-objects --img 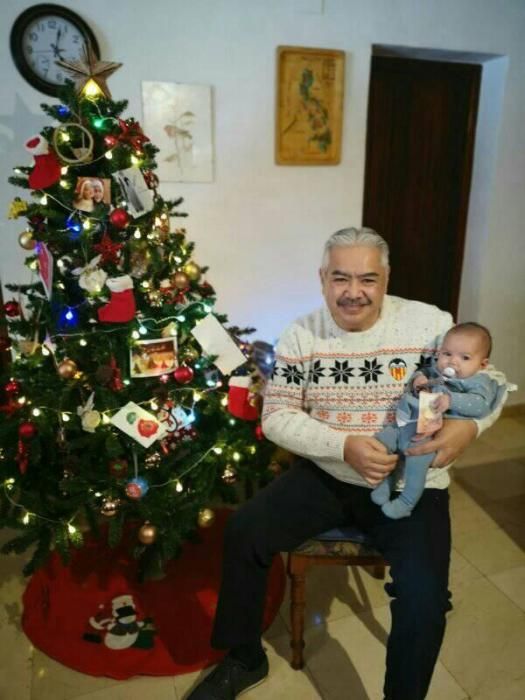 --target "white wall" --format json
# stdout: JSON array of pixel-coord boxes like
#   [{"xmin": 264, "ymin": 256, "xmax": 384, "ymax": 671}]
[{"xmin": 1, "ymin": 0, "xmax": 524, "ymax": 403}]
